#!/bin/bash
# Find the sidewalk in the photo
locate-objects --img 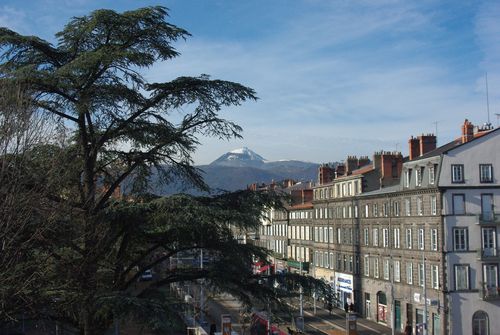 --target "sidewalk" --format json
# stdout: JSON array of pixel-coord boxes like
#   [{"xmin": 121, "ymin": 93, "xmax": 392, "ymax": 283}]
[{"xmin": 211, "ymin": 294, "xmax": 399, "ymax": 335}]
